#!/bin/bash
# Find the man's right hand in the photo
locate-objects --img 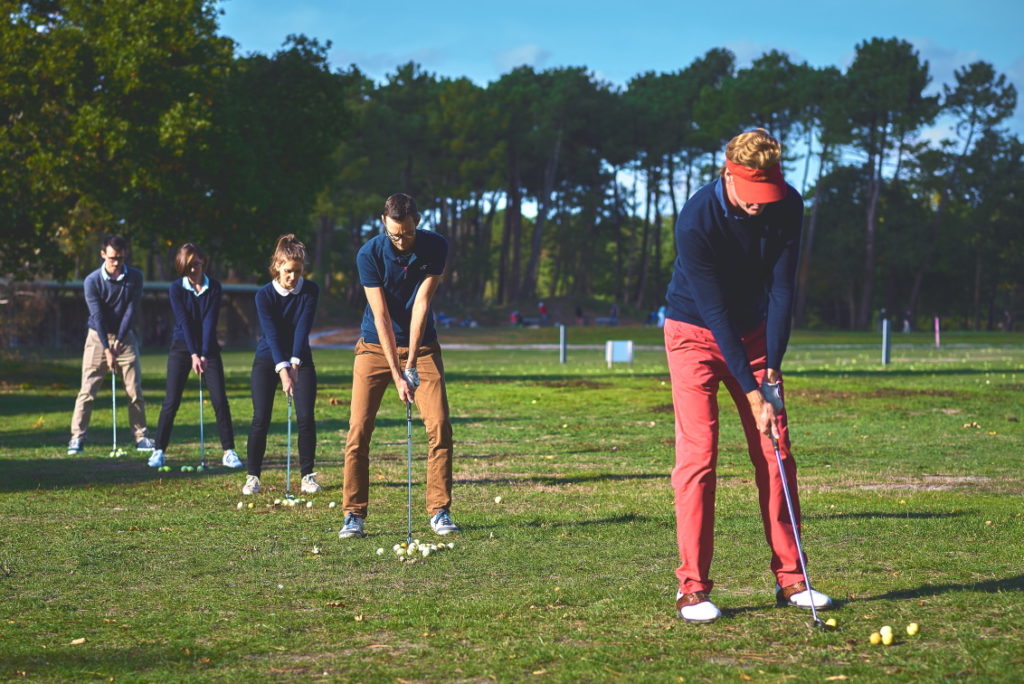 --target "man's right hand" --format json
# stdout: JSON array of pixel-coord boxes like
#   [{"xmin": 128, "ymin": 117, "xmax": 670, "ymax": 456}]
[
  {"xmin": 191, "ymin": 354, "xmax": 205, "ymax": 376},
  {"xmin": 104, "ymin": 347, "xmax": 117, "ymax": 371},
  {"xmin": 746, "ymin": 388, "xmax": 779, "ymax": 439}
]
